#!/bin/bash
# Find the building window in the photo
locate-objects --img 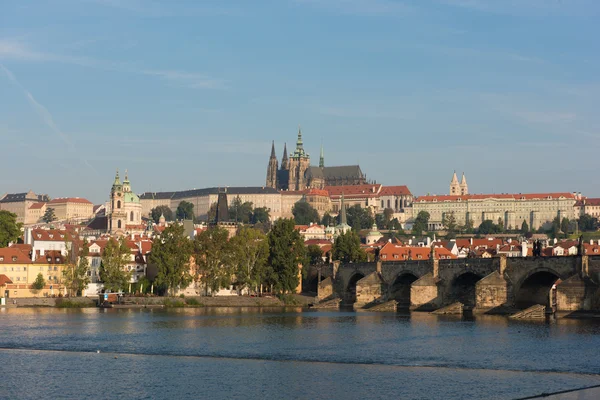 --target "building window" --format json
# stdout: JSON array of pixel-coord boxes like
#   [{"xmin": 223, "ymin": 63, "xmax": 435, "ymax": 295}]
[
  {"xmin": 117, "ymin": 201, "xmax": 121, "ymax": 209},
  {"xmin": 118, "ymin": 220, "xmax": 122, "ymax": 229},
  {"xmin": 130, "ymin": 211, "xmax": 134, "ymax": 222},
  {"xmin": 12, "ymin": 256, "xmax": 17, "ymax": 262}
]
